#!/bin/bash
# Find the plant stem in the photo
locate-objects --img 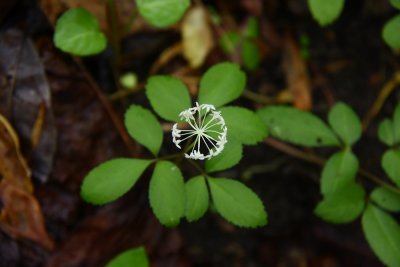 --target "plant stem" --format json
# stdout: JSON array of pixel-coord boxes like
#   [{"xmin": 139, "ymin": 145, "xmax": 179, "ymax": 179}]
[
  {"xmin": 242, "ymin": 90, "xmax": 273, "ymax": 105},
  {"xmin": 265, "ymin": 138, "xmax": 400, "ymax": 195},
  {"xmin": 74, "ymin": 58, "xmax": 138, "ymax": 157},
  {"xmin": 362, "ymin": 72, "xmax": 400, "ymax": 130}
]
